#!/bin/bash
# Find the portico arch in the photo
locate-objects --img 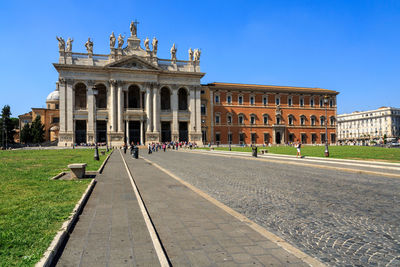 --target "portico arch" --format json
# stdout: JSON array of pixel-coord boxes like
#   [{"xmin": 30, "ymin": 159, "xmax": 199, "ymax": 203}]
[
  {"xmin": 178, "ymin": 87, "xmax": 188, "ymax": 110},
  {"xmin": 74, "ymin": 83, "xmax": 87, "ymax": 110},
  {"xmin": 160, "ymin": 87, "xmax": 171, "ymax": 110},
  {"xmin": 127, "ymin": 85, "xmax": 141, "ymax": 108}
]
